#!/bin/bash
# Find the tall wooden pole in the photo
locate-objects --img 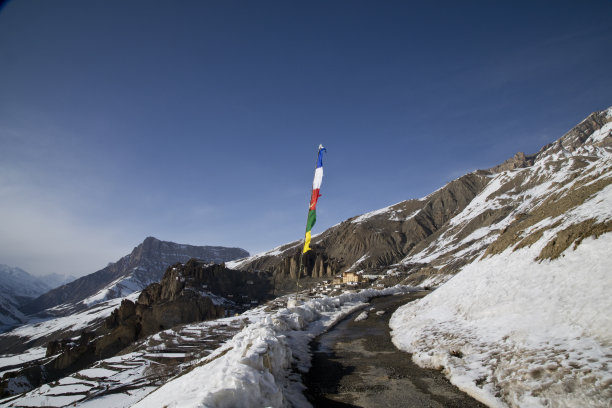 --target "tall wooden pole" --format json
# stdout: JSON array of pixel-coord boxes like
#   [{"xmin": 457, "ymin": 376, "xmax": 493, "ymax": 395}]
[{"xmin": 295, "ymin": 145, "xmax": 324, "ymax": 301}]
